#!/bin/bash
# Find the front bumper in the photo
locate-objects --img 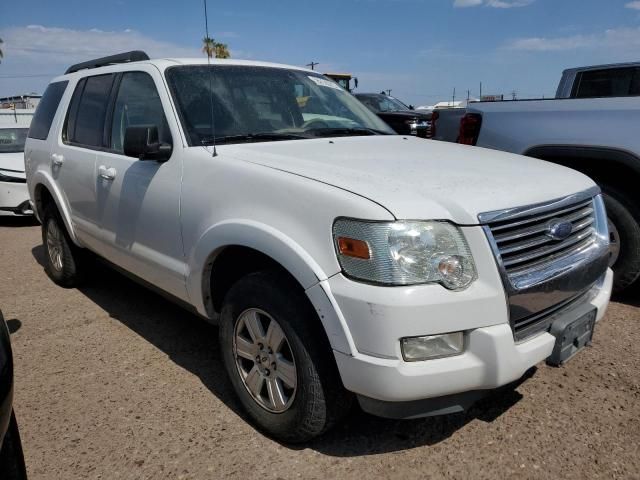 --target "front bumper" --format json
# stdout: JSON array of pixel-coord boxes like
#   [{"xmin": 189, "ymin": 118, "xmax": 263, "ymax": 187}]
[
  {"xmin": 333, "ymin": 268, "xmax": 612, "ymax": 416},
  {"xmin": 0, "ymin": 181, "xmax": 32, "ymax": 216}
]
